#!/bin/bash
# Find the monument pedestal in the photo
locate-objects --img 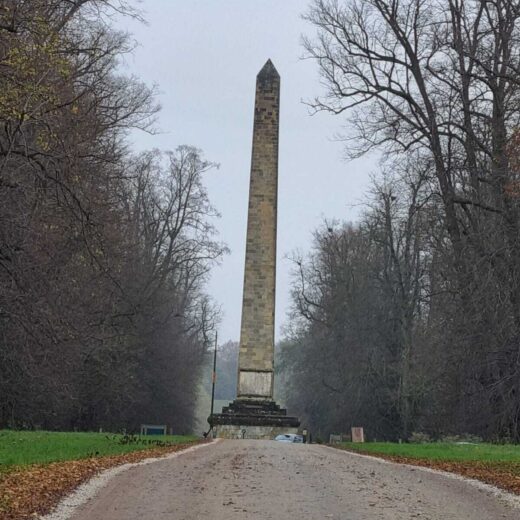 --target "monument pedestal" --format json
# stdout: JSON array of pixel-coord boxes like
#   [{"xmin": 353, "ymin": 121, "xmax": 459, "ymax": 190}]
[{"xmin": 212, "ymin": 399, "xmax": 300, "ymax": 439}]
